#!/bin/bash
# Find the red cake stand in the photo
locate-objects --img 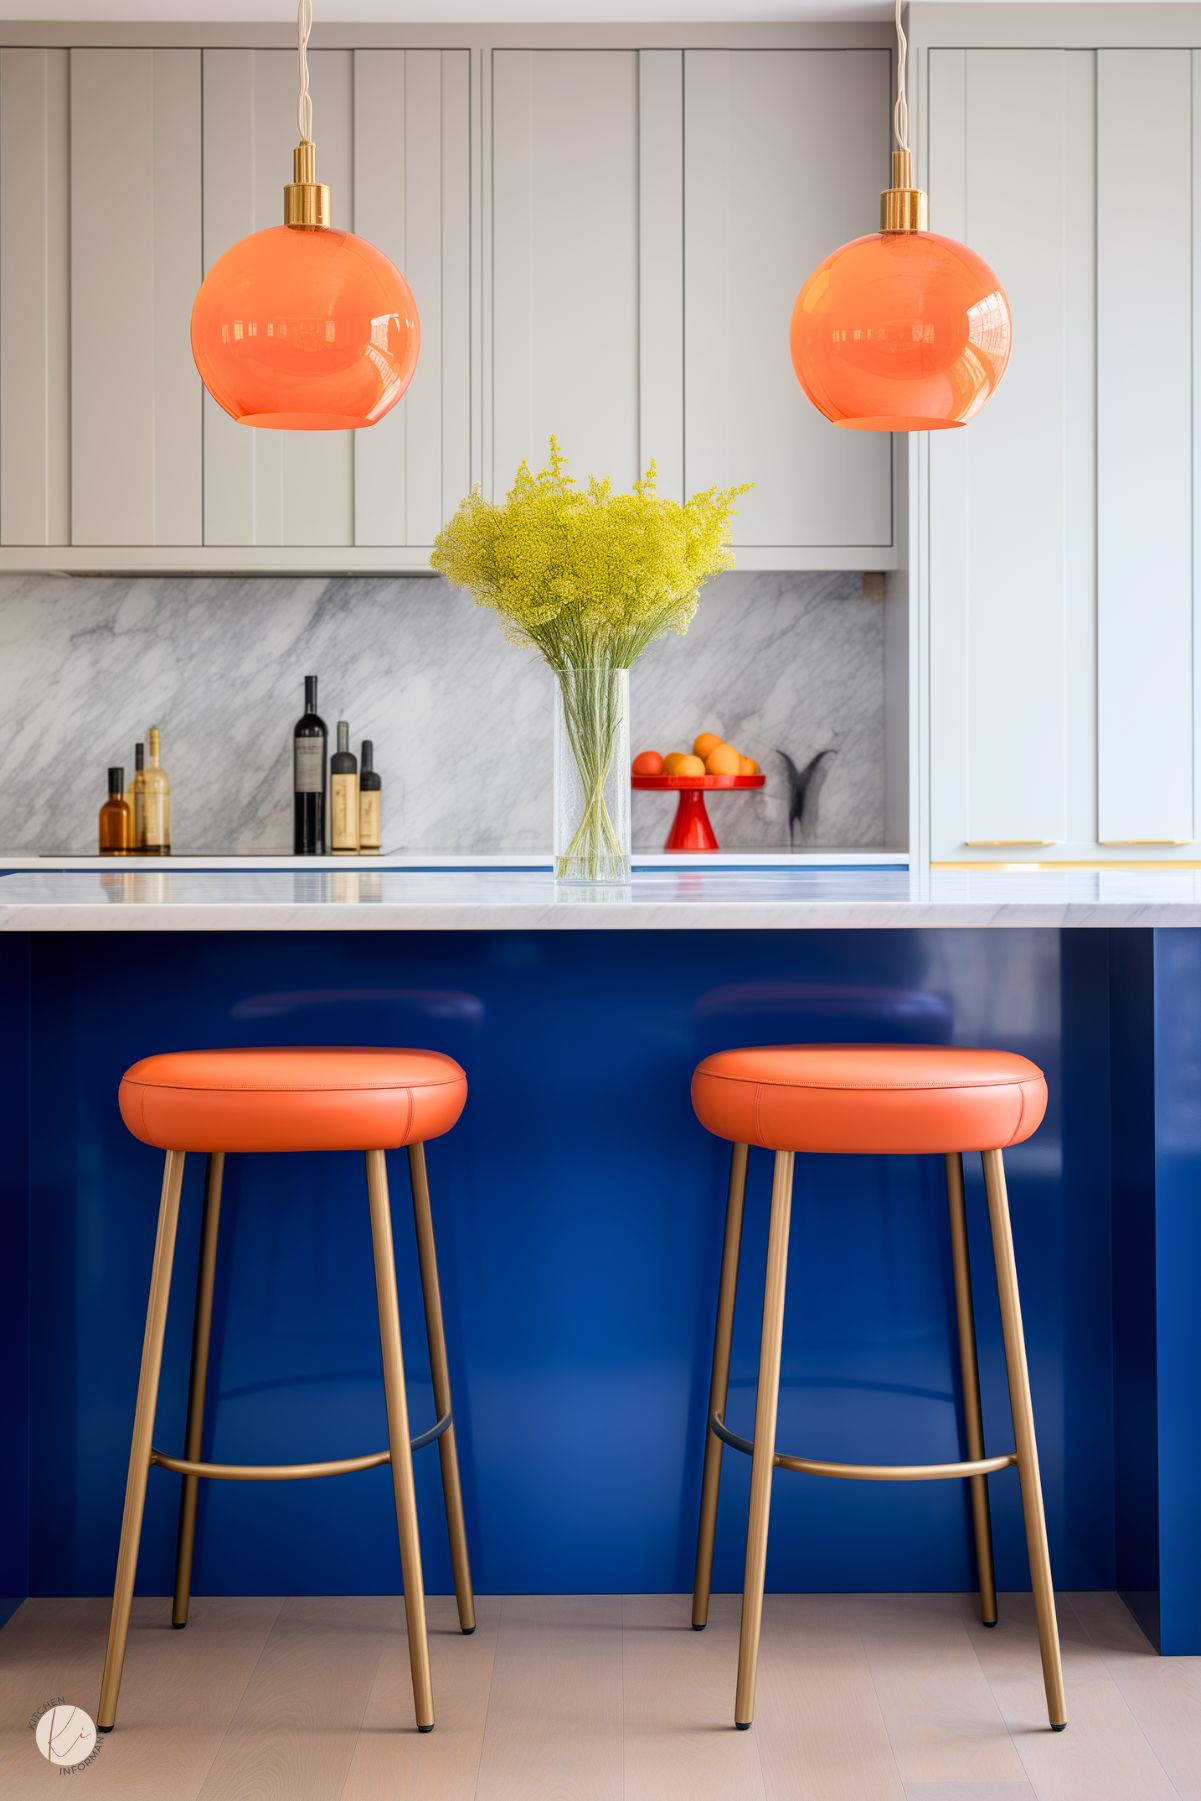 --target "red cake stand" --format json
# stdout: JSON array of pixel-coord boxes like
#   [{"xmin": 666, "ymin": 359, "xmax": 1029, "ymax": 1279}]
[{"xmin": 631, "ymin": 772, "xmax": 766, "ymax": 852}]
